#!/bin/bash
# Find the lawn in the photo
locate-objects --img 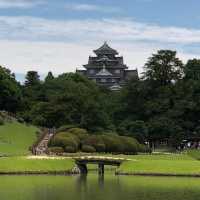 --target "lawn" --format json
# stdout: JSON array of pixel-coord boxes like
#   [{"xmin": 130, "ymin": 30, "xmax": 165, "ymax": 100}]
[
  {"xmin": 0, "ymin": 122, "xmax": 38, "ymax": 156},
  {"xmin": 0, "ymin": 157, "xmax": 75, "ymax": 173},
  {"xmin": 118, "ymin": 153, "xmax": 200, "ymax": 176}
]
